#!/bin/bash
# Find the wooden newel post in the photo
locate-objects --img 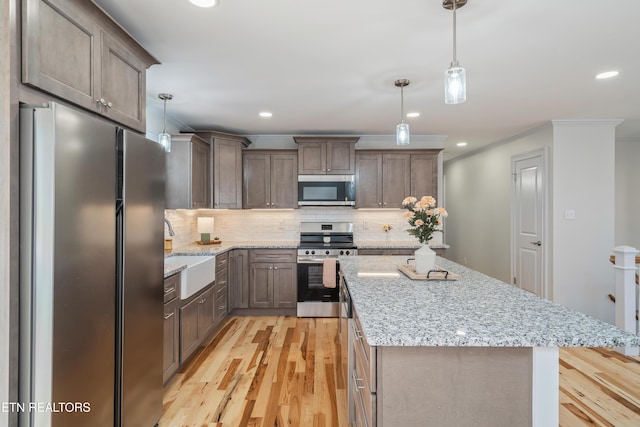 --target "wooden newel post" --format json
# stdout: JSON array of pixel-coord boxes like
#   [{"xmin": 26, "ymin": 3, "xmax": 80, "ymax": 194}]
[{"xmin": 613, "ymin": 245, "xmax": 639, "ymax": 356}]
